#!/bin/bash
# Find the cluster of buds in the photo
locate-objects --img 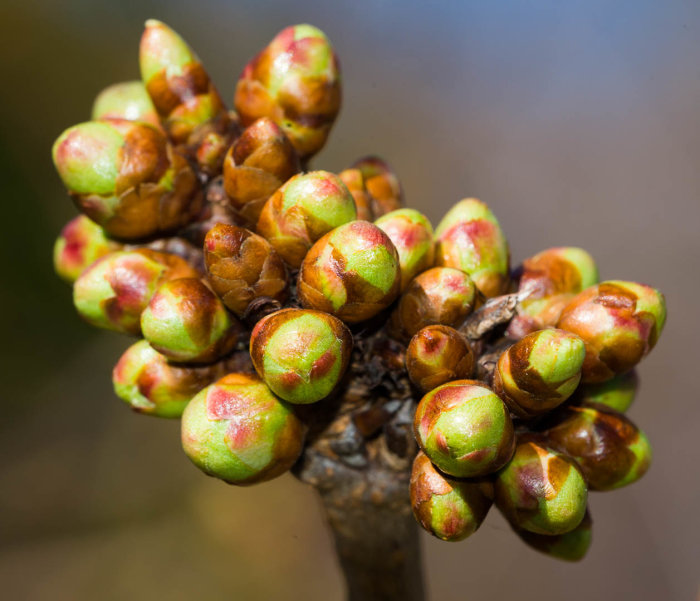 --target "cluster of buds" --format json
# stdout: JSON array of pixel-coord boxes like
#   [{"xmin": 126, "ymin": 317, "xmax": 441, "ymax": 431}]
[{"xmin": 52, "ymin": 19, "xmax": 666, "ymax": 565}]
